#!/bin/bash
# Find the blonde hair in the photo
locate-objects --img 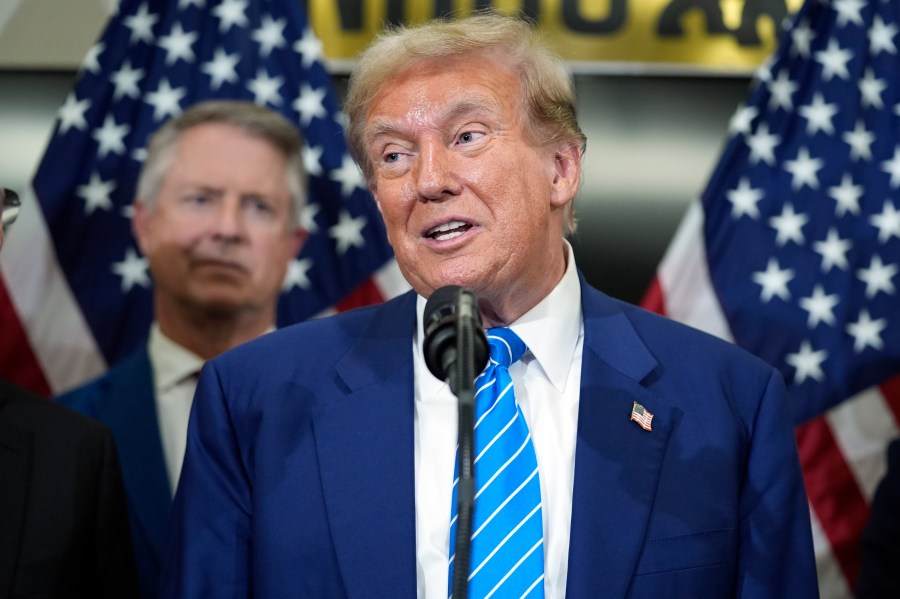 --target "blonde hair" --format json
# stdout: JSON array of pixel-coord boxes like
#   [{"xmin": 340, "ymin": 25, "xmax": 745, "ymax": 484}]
[{"xmin": 345, "ymin": 13, "xmax": 585, "ymax": 233}]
